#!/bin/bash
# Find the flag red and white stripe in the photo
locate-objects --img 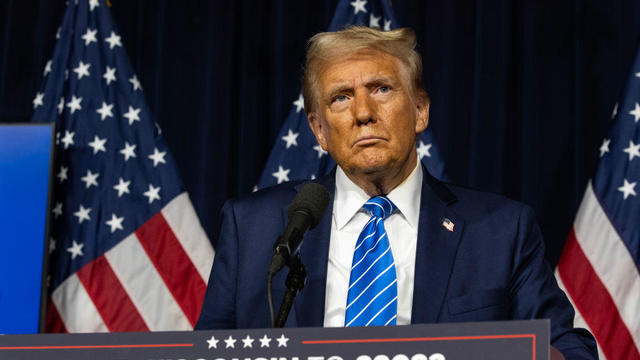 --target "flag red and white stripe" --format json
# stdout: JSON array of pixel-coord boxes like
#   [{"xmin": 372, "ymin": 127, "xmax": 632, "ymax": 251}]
[{"xmin": 47, "ymin": 193, "xmax": 213, "ymax": 332}]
